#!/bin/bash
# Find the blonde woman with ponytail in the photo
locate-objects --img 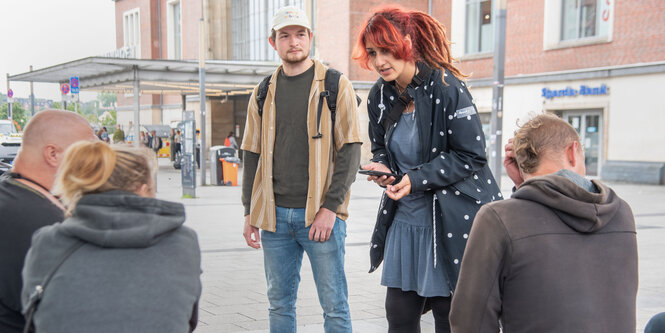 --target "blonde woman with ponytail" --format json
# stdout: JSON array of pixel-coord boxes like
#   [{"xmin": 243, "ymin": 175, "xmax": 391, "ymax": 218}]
[{"xmin": 20, "ymin": 141, "xmax": 201, "ymax": 333}]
